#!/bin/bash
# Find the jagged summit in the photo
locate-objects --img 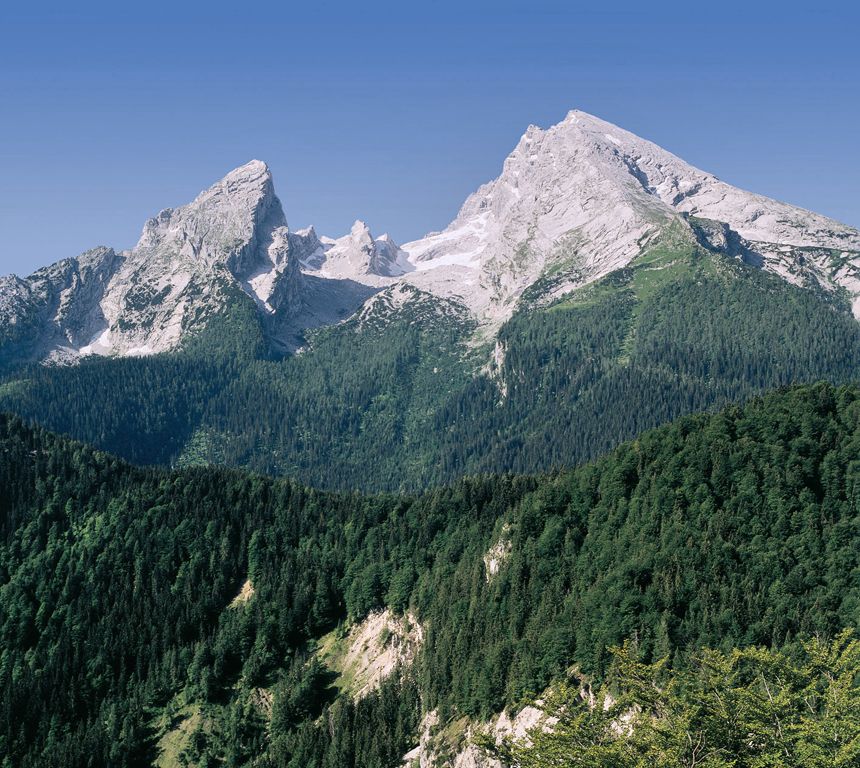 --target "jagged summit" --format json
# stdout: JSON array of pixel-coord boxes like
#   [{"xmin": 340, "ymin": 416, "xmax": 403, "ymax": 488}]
[
  {"xmin": 222, "ymin": 158, "xmax": 270, "ymax": 181},
  {"xmin": 0, "ymin": 161, "xmax": 304, "ymax": 363},
  {"xmin": 135, "ymin": 159, "xmax": 286, "ymax": 271},
  {"xmin": 350, "ymin": 219, "xmax": 371, "ymax": 236},
  {"xmin": 193, "ymin": 159, "xmax": 273, "ymax": 204},
  {"xmin": 2, "ymin": 111, "xmax": 860, "ymax": 367},
  {"xmin": 306, "ymin": 220, "xmax": 411, "ymax": 280},
  {"xmin": 553, "ymin": 110, "xmax": 859, "ymax": 248}
]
